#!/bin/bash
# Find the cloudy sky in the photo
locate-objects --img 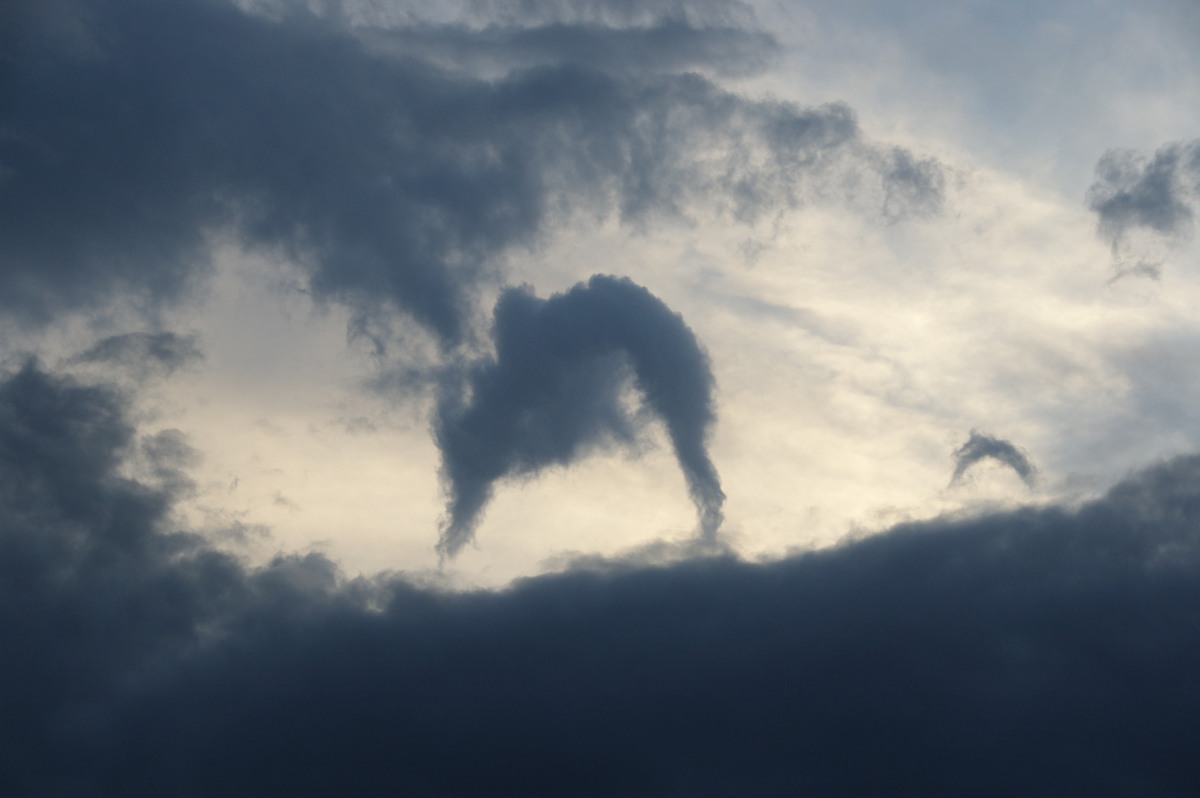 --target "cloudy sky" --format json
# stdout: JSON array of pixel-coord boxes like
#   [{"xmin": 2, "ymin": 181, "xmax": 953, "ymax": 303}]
[{"xmin": 4, "ymin": 0, "xmax": 1200, "ymax": 794}]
